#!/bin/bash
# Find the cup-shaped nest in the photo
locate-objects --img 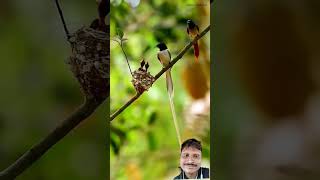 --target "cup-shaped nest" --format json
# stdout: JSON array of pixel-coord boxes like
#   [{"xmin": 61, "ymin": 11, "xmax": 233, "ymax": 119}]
[
  {"xmin": 67, "ymin": 27, "xmax": 109, "ymax": 102},
  {"xmin": 131, "ymin": 69, "xmax": 155, "ymax": 94}
]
